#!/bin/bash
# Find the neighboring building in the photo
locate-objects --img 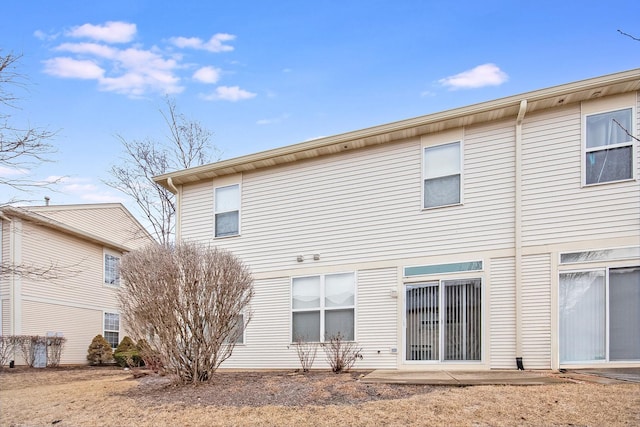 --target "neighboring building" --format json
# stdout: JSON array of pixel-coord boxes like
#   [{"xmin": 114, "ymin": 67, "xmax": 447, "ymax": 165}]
[
  {"xmin": 0, "ymin": 203, "xmax": 154, "ymax": 364},
  {"xmin": 155, "ymin": 69, "xmax": 640, "ymax": 371}
]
